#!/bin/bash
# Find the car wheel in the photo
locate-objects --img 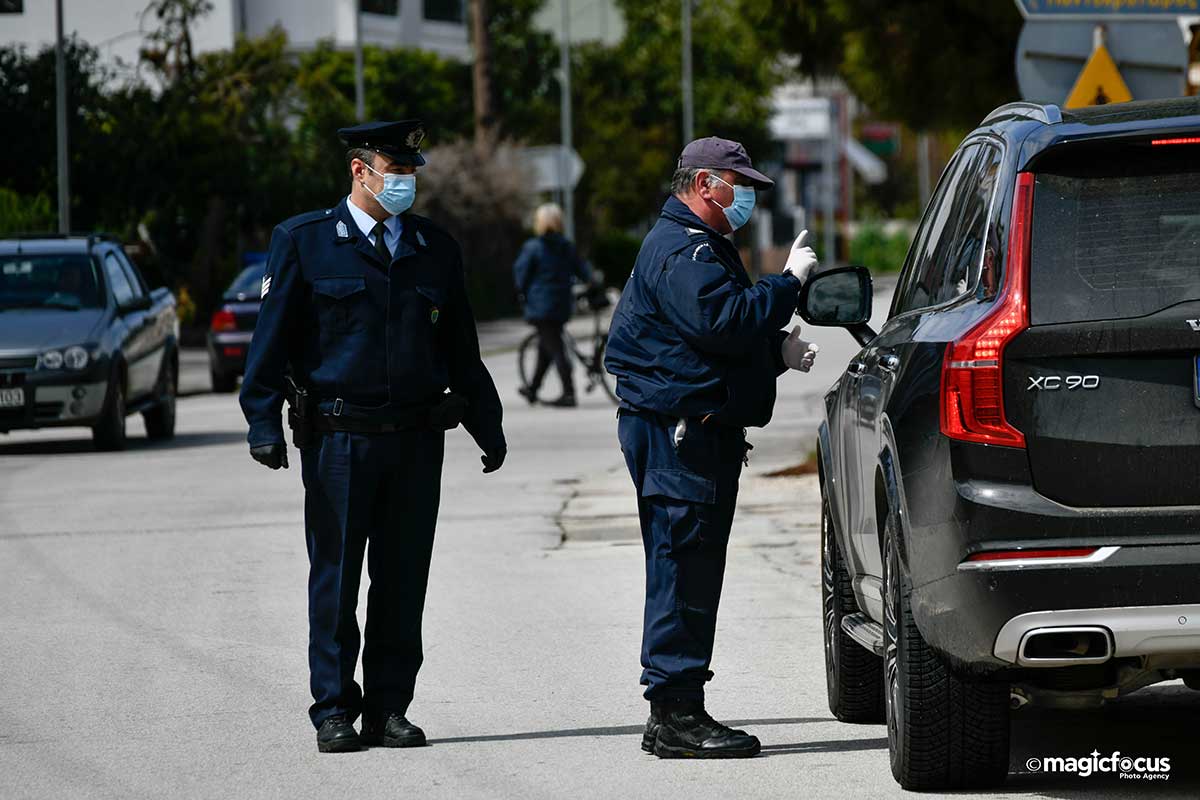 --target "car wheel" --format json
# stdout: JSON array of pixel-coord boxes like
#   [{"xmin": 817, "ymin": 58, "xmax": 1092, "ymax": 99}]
[
  {"xmin": 92, "ymin": 373, "xmax": 127, "ymax": 452},
  {"xmin": 210, "ymin": 367, "xmax": 237, "ymax": 394},
  {"xmin": 822, "ymin": 488, "xmax": 884, "ymax": 722},
  {"xmin": 883, "ymin": 508, "xmax": 1010, "ymax": 790},
  {"xmin": 144, "ymin": 356, "xmax": 177, "ymax": 440}
]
